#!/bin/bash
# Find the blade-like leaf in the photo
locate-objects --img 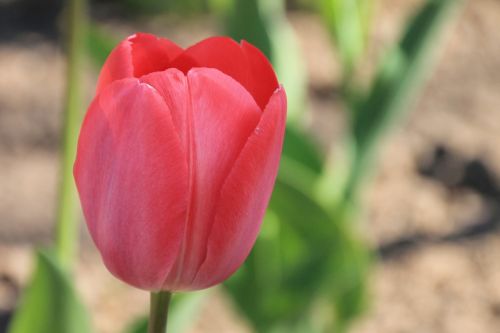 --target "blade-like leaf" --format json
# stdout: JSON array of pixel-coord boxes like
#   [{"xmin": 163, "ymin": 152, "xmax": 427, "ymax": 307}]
[
  {"xmin": 354, "ymin": 0, "xmax": 462, "ymax": 148},
  {"xmin": 8, "ymin": 250, "xmax": 92, "ymax": 333},
  {"xmin": 264, "ymin": 0, "xmax": 308, "ymax": 125},
  {"xmin": 120, "ymin": 0, "xmax": 206, "ymax": 15},
  {"xmin": 125, "ymin": 318, "xmax": 148, "ymax": 333},
  {"xmin": 167, "ymin": 292, "xmax": 207, "ymax": 333},
  {"xmin": 86, "ymin": 24, "xmax": 117, "ymax": 69},
  {"xmin": 225, "ymin": 174, "xmax": 335, "ymax": 330},
  {"xmin": 226, "ymin": 0, "xmax": 272, "ymax": 58},
  {"xmin": 224, "ymin": 0, "xmax": 308, "ymax": 124},
  {"xmin": 279, "ymin": 126, "xmax": 324, "ymax": 195},
  {"xmin": 345, "ymin": 0, "xmax": 463, "ymax": 201},
  {"xmin": 226, "ymin": 175, "xmax": 371, "ymax": 332},
  {"xmin": 319, "ymin": 0, "xmax": 373, "ymax": 74}
]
